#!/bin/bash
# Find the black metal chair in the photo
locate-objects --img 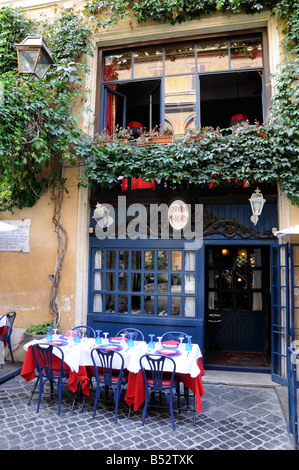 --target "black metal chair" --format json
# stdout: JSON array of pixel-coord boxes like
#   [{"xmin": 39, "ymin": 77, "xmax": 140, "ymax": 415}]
[
  {"xmin": 72, "ymin": 325, "xmax": 96, "ymax": 338},
  {"xmin": 139, "ymin": 353, "xmax": 180, "ymax": 430},
  {"xmin": 0, "ymin": 311, "xmax": 16, "ymax": 364},
  {"xmin": 116, "ymin": 328, "xmax": 144, "ymax": 341},
  {"xmin": 91, "ymin": 347, "xmax": 128, "ymax": 423},
  {"xmin": 29, "ymin": 343, "xmax": 70, "ymax": 415}
]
